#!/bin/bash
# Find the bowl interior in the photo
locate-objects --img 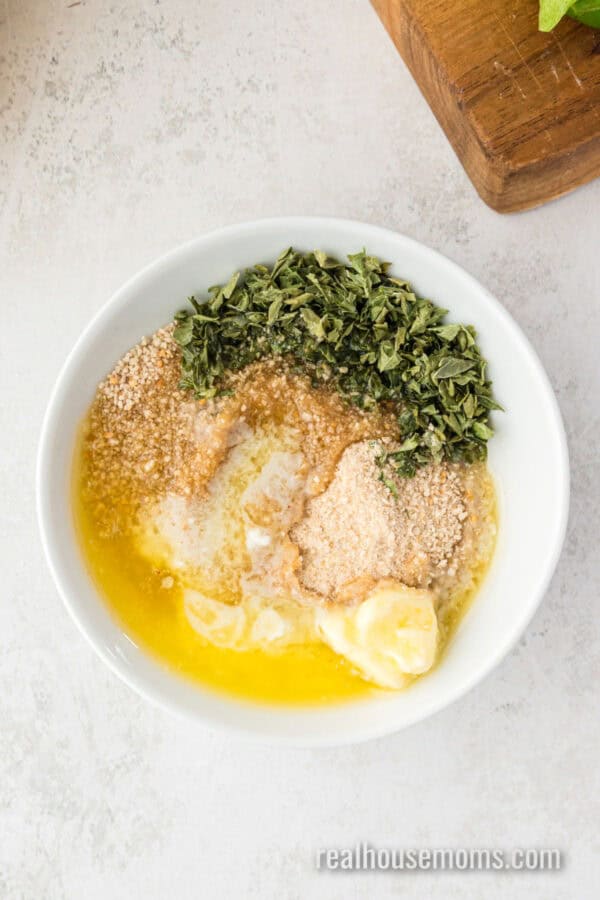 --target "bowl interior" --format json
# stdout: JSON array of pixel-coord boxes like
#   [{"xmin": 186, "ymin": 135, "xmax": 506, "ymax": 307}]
[{"xmin": 37, "ymin": 218, "xmax": 569, "ymax": 745}]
